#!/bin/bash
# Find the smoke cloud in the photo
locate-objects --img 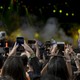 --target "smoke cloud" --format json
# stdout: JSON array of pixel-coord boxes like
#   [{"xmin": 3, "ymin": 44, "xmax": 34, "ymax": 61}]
[
  {"xmin": 40, "ymin": 17, "xmax": 59, "ymax": 40},
  {"xmin": 21, "ymin": 23, "xmax": 36, "ymax": 39},
  {"xmin": 59, "ymin": 28, "xmax": 73, "ymax": 43},
  {"xmin": 19, "ymin": 16, "xmax": 73, "ymax": 43}
]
